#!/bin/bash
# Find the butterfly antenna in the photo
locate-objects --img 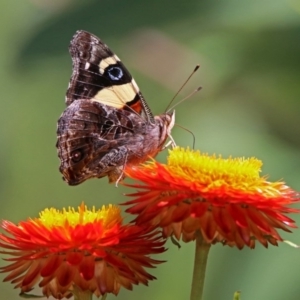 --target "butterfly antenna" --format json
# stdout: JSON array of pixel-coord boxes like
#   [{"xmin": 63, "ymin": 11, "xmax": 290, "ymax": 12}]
[
  {"xmin": 167, "ymin": 86, "xmax": 202, "ymax": 113},
  {"xmin": 175, "ymin": 124, "xmax": 196, "ymax": 149},
  {"xmin": 165, "ymin": 64, "xmax": 200, "ymax": 112}
]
